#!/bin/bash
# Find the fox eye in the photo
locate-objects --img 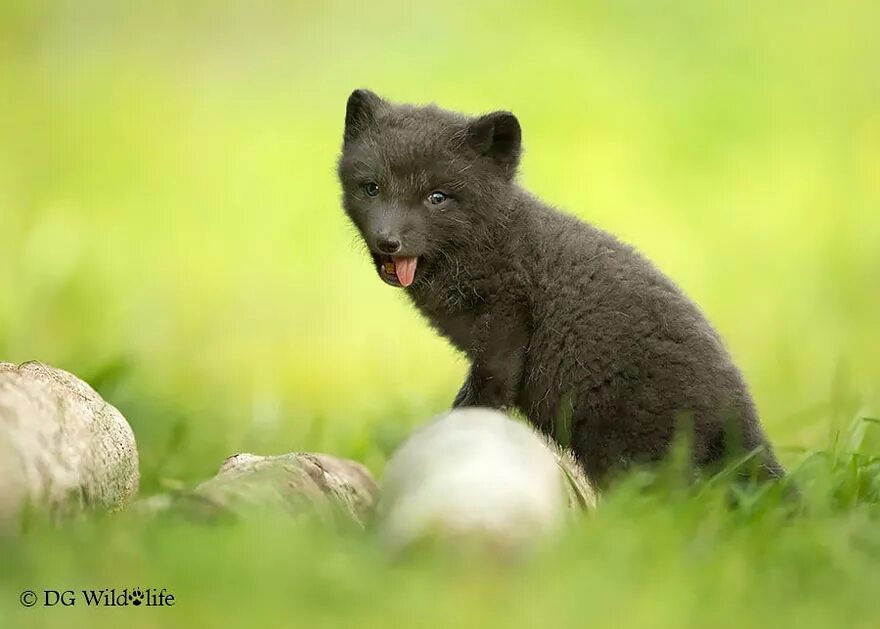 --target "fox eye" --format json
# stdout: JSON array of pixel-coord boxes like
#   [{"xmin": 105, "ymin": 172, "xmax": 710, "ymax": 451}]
[
  {"xmin": 428, "ymin": 191, "xmax": 448, "ymax": 205},
  {"xmin": 363, "ymin": 182, "xmax": 380, "ymax": 197}
]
